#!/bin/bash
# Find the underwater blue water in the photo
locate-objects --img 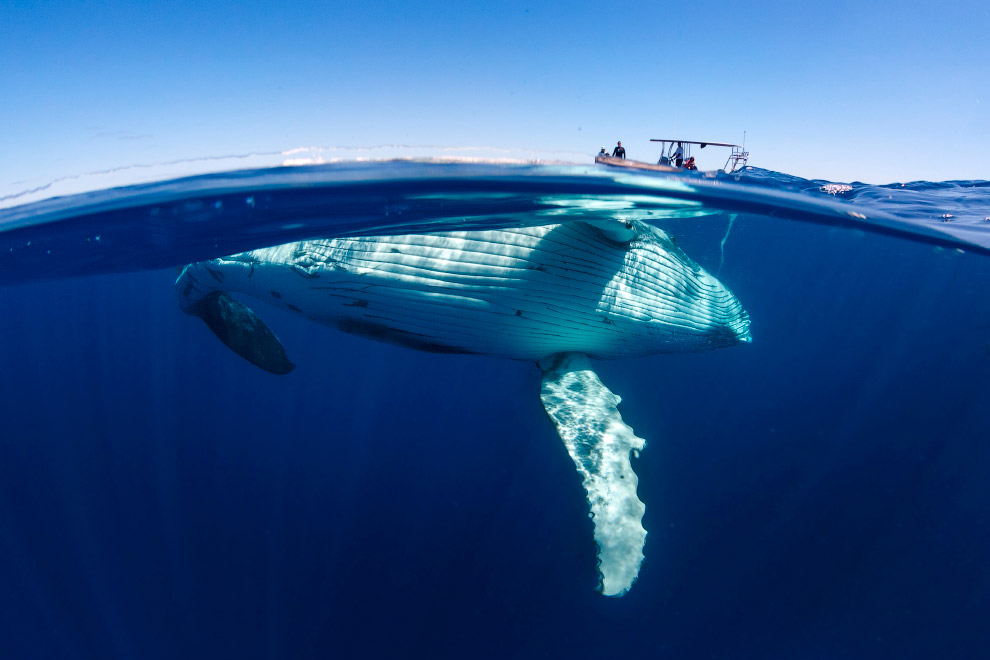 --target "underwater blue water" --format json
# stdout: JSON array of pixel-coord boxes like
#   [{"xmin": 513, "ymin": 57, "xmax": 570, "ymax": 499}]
[{"xmin": 1, "ymin": 162, "xmax": 989, "ymax": 658}]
